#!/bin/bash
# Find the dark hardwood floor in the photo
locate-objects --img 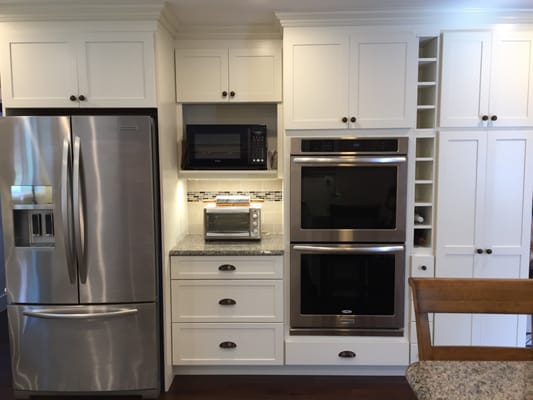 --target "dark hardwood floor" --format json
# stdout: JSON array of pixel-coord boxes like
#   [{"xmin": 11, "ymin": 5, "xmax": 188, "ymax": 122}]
[{"xmin": 0, "ymin": 311, "xmax": 416, "ymax": 399}]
